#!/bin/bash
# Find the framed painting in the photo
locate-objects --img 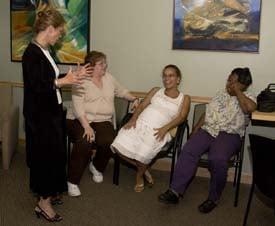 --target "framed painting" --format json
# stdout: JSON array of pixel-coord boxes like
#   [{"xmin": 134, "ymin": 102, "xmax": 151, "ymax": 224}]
[
  {"xmin": 10, "ymin": 0, "xmax": 90, "ymax": 64},
  {"xmin": 173, "ymin": 0, "xmax": 262, "ymax": 52}
]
